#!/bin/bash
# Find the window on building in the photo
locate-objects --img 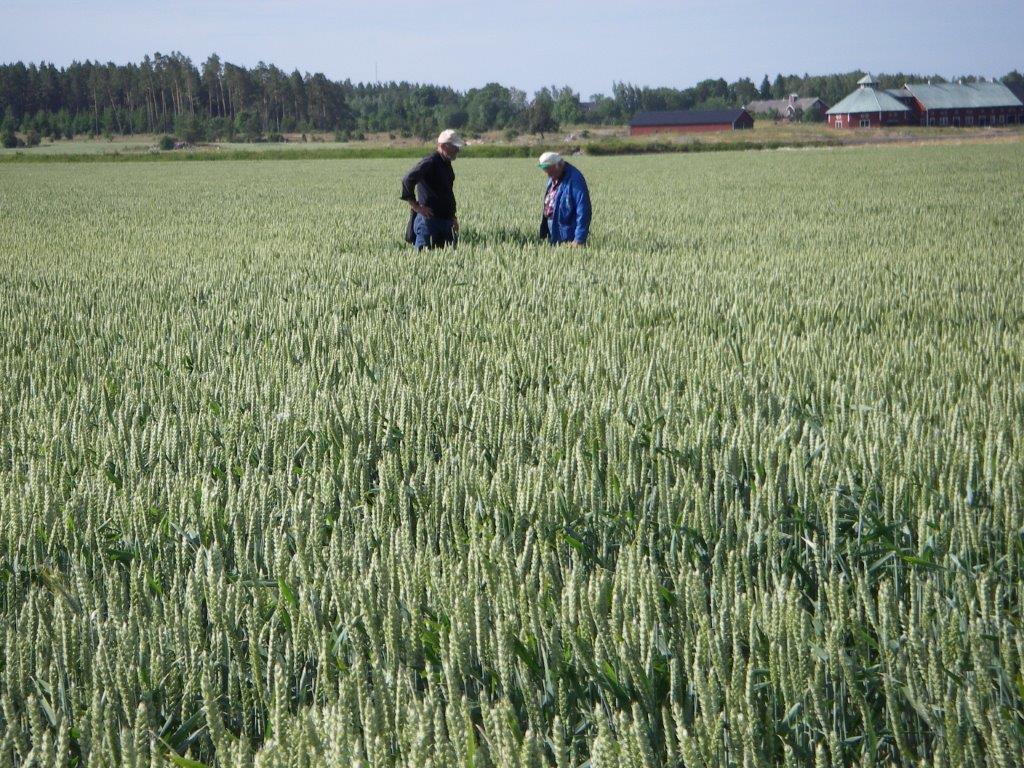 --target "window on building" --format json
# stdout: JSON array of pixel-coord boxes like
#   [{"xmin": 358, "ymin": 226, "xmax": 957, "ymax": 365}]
[
  {"xmin": 979, "ymin": 116, "xmax": 988, "ymax": 126},
  {"xmin": 966, "ymin": 115, "xmax": 974, "ymax": 126},
  {"xmin": 835, "ymin": 118, "xmax": 843, "ymax": 128},
  {"xmin": 953, "ymin": 116, "xmax": 960, "ymax": 127},
  {"xmin": 1009, "ymin": 115, "xmax": 1018, "ymax": 125},
  {"xmin": 998, "ymin": 114, "xmax": 1005, "ymax": 125},
  {"xmin": 940, "ymin": 116, "xmax": 948, "ymax": 126},
  {"xmin": 859, "ymin": 117, "xmax": 870, "ymax": 128}
]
